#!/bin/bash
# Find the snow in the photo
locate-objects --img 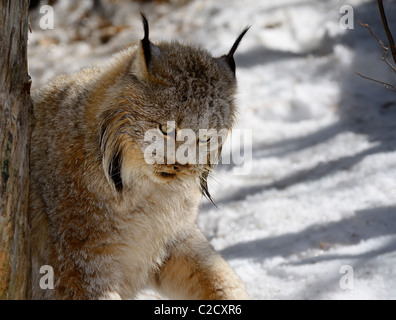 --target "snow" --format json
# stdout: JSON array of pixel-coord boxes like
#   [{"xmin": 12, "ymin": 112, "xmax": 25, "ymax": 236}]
[{"xmin": 28, "ymin": 0, "xmax": 396, "ymax": 299}]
